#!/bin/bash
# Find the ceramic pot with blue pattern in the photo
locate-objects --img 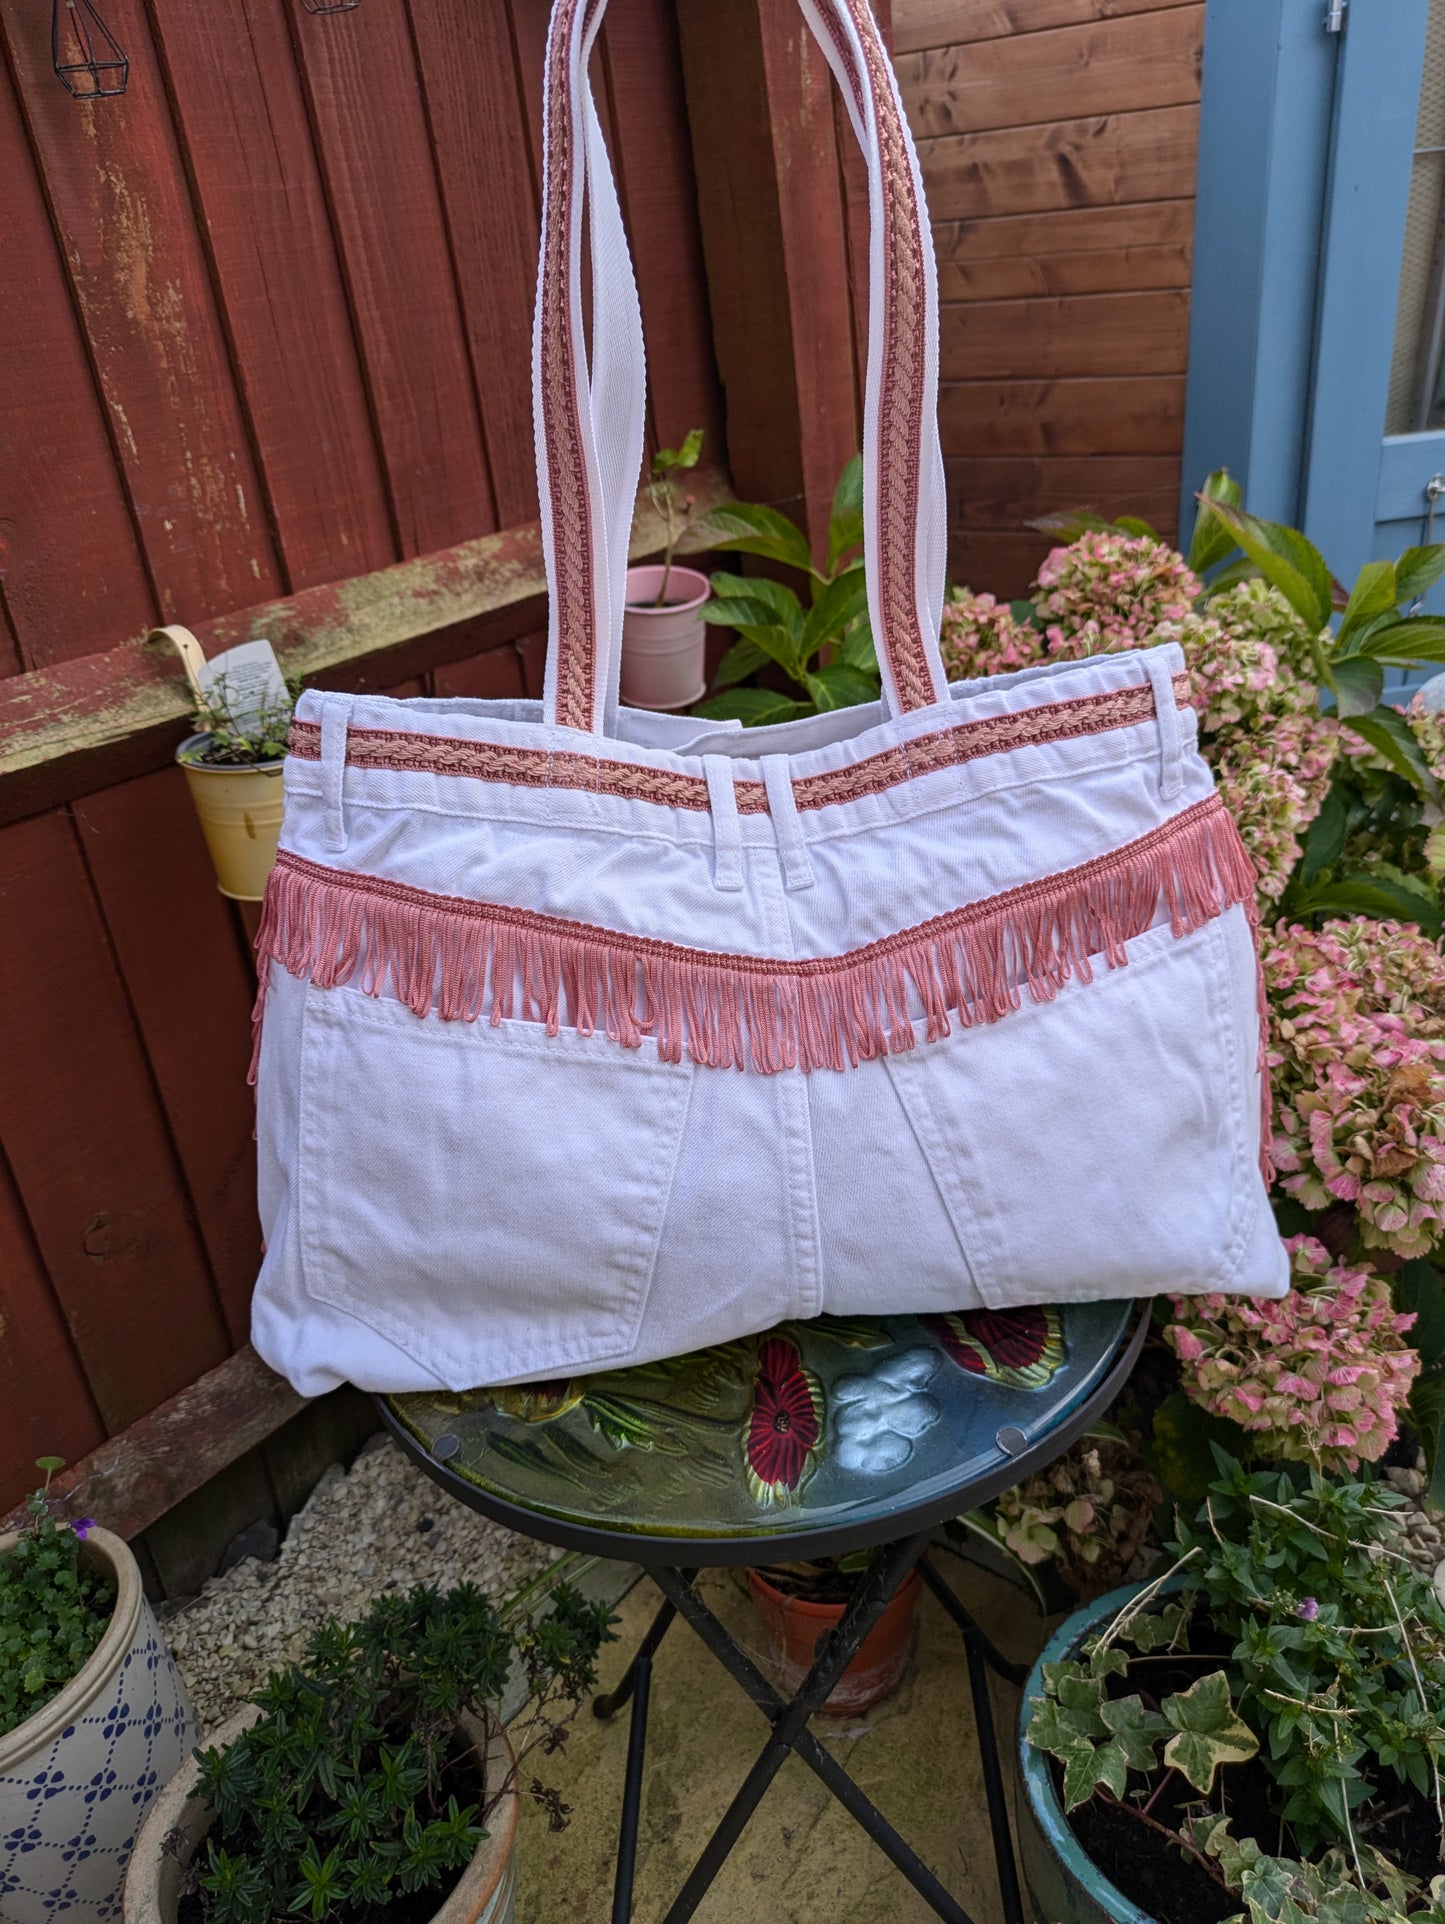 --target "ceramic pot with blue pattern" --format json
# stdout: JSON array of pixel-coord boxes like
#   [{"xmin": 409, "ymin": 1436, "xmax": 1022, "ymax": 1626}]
[
  {"xmin": 0, "ymin": 1527, "xmax": 198, "ymax": 1924},
  {"xmin": 123, "ymin": 1704, "xmax": 518, "ymax": 1924},
  {"xmin": 1016, "ymin": 1580, "xmax": 1158, "ymax": 1924}
]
